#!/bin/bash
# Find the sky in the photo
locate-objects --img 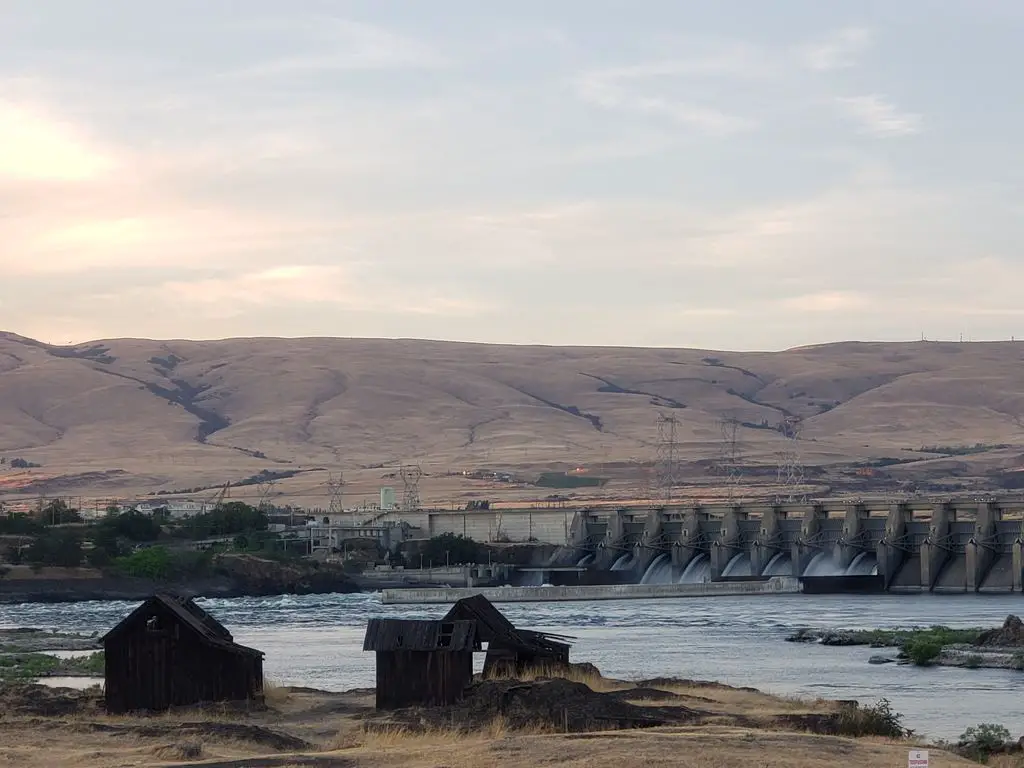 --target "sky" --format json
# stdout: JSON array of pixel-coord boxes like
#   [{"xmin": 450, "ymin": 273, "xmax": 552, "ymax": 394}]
[{"xmin": 2, "ymin": 0, "xmax": 1023, "ymax": 350}]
